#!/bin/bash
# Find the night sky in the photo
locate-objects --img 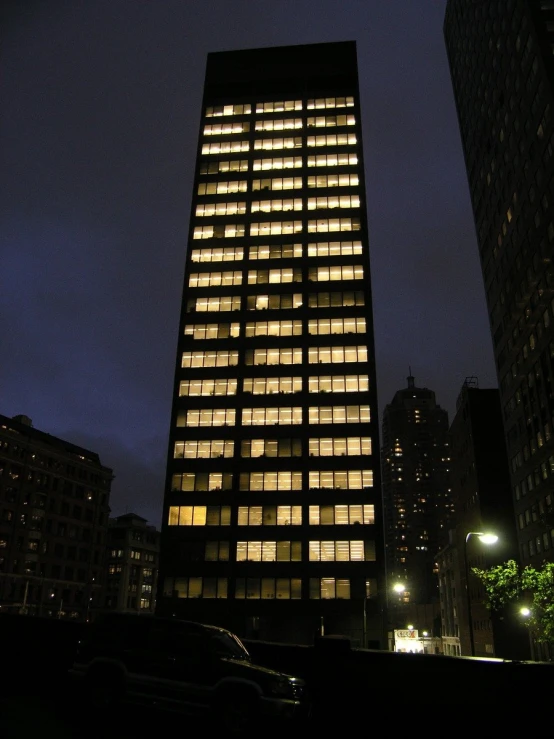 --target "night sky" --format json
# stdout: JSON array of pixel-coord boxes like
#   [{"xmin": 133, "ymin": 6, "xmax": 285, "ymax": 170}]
[{"xmin": 1, "ymin": 0, "xmax": 497, "ymax": 528}]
